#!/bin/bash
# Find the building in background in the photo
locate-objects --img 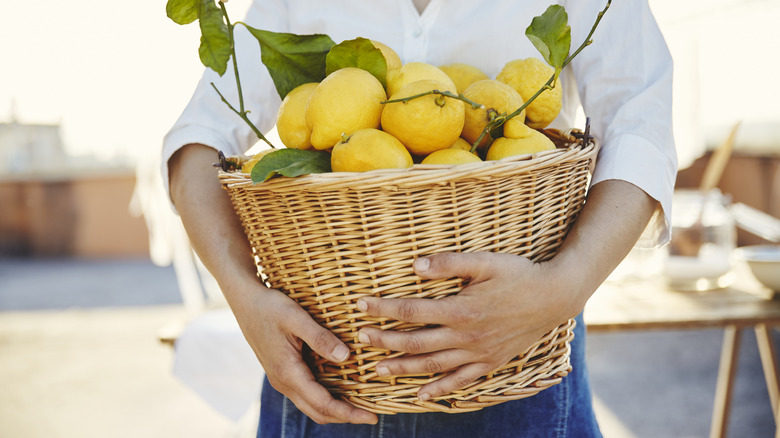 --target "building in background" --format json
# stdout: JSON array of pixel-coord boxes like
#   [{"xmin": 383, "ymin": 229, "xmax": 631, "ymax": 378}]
[
  {"xmin": 0, "ymin": 121, "xmax": 69, "ymax": 174},
  {"xmin": 0, "ymin": 120, "xmax": 150, "ymax": 258}
]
